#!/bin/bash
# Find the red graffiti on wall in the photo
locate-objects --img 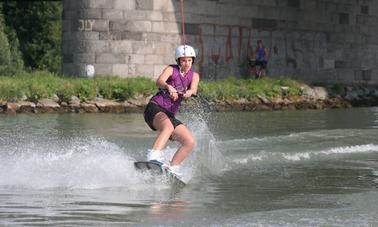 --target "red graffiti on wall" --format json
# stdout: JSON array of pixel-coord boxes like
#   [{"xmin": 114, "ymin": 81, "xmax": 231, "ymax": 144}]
[
  {"xmin": 225, "ymin": 27, "xmax": 233, "ymax": 63},
  {"xmin": 211, "ymin": 47, "xmax": 221, "ymax": 65},
  {"xmin": 197, "ymin": 25, "xmax": 266, "ymax": 66},
  {"xmin": 238, "ymin": 27, "xmax": 243, "ymax": 61},
  {"xmin": 197, "ymin": 26, "xmax": 204, "ymax": 70},
  {"xmin": 247, "ymin": 29, "xmax": 253, "ymax": 58},
  {"xmin": 210, "ymin": 25, "xmax": 221, "ymax": 65}
]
